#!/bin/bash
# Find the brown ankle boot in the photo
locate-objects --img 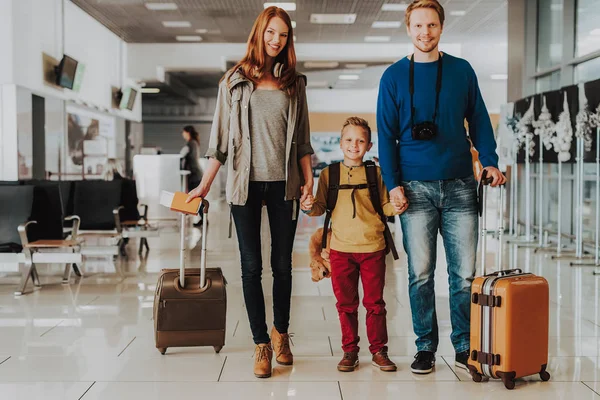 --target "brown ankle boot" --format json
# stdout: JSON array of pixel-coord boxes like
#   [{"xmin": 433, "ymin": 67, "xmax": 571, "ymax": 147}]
[
  {"xmin": 372, "ymin": 348, "xmax": 397, "ymax": 372},
  {"xmin": 337, "ymin": 351, "xmax": 359, "ymax": 372},
  {"xmin": 271, "ymin": 326, "xmax": 293, "ymax": 365},
  {"xmin": 253, "ymin": 343, "xmax": 273, "ymax": 378}
]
